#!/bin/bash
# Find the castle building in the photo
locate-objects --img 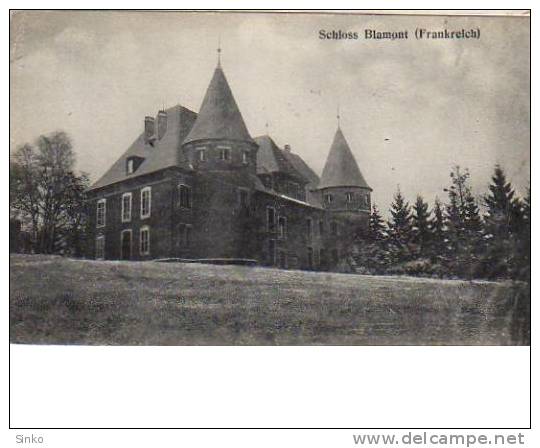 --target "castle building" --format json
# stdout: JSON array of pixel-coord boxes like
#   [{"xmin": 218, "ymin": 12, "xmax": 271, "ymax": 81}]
[{"xmin": 86, "ymin": 55, "xmax": 372, "ymax": 270}]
